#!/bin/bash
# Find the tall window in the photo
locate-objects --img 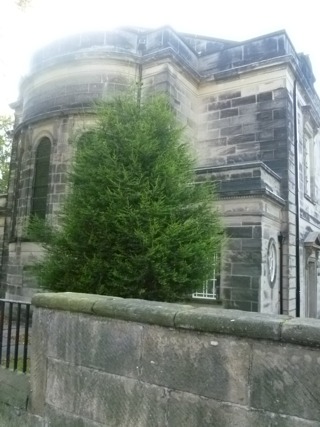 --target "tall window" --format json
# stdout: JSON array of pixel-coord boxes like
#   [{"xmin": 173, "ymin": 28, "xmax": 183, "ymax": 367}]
[
  {"xmin": 304, "ymin": 133, "xmax": 314, "ymax": 199},
  {"xmin": 31, "ymin": 137, "xmax": 51, "ymax": 219}
]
